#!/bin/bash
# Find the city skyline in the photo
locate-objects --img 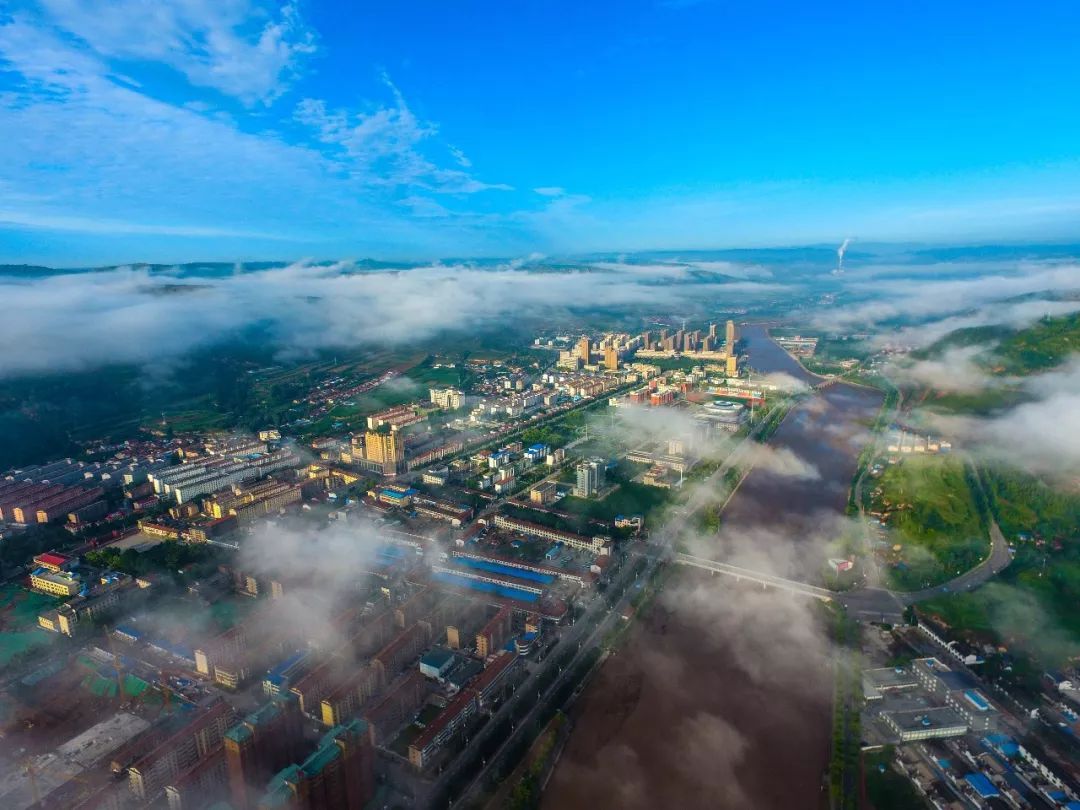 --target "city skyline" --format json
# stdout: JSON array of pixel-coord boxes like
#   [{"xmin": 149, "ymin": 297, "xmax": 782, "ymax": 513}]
[{"xmin": 3, "ymin": 1, "xmax": 1080, "ymax": 265}]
